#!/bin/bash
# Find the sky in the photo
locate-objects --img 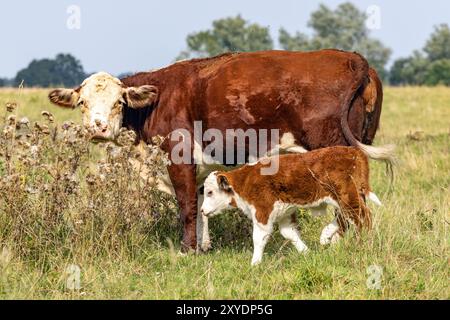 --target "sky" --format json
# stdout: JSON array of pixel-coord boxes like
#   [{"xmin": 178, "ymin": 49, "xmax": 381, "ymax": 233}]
[{"xmin": 1, "ymin": 0, "xmax": 449, "ymax": 78}]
